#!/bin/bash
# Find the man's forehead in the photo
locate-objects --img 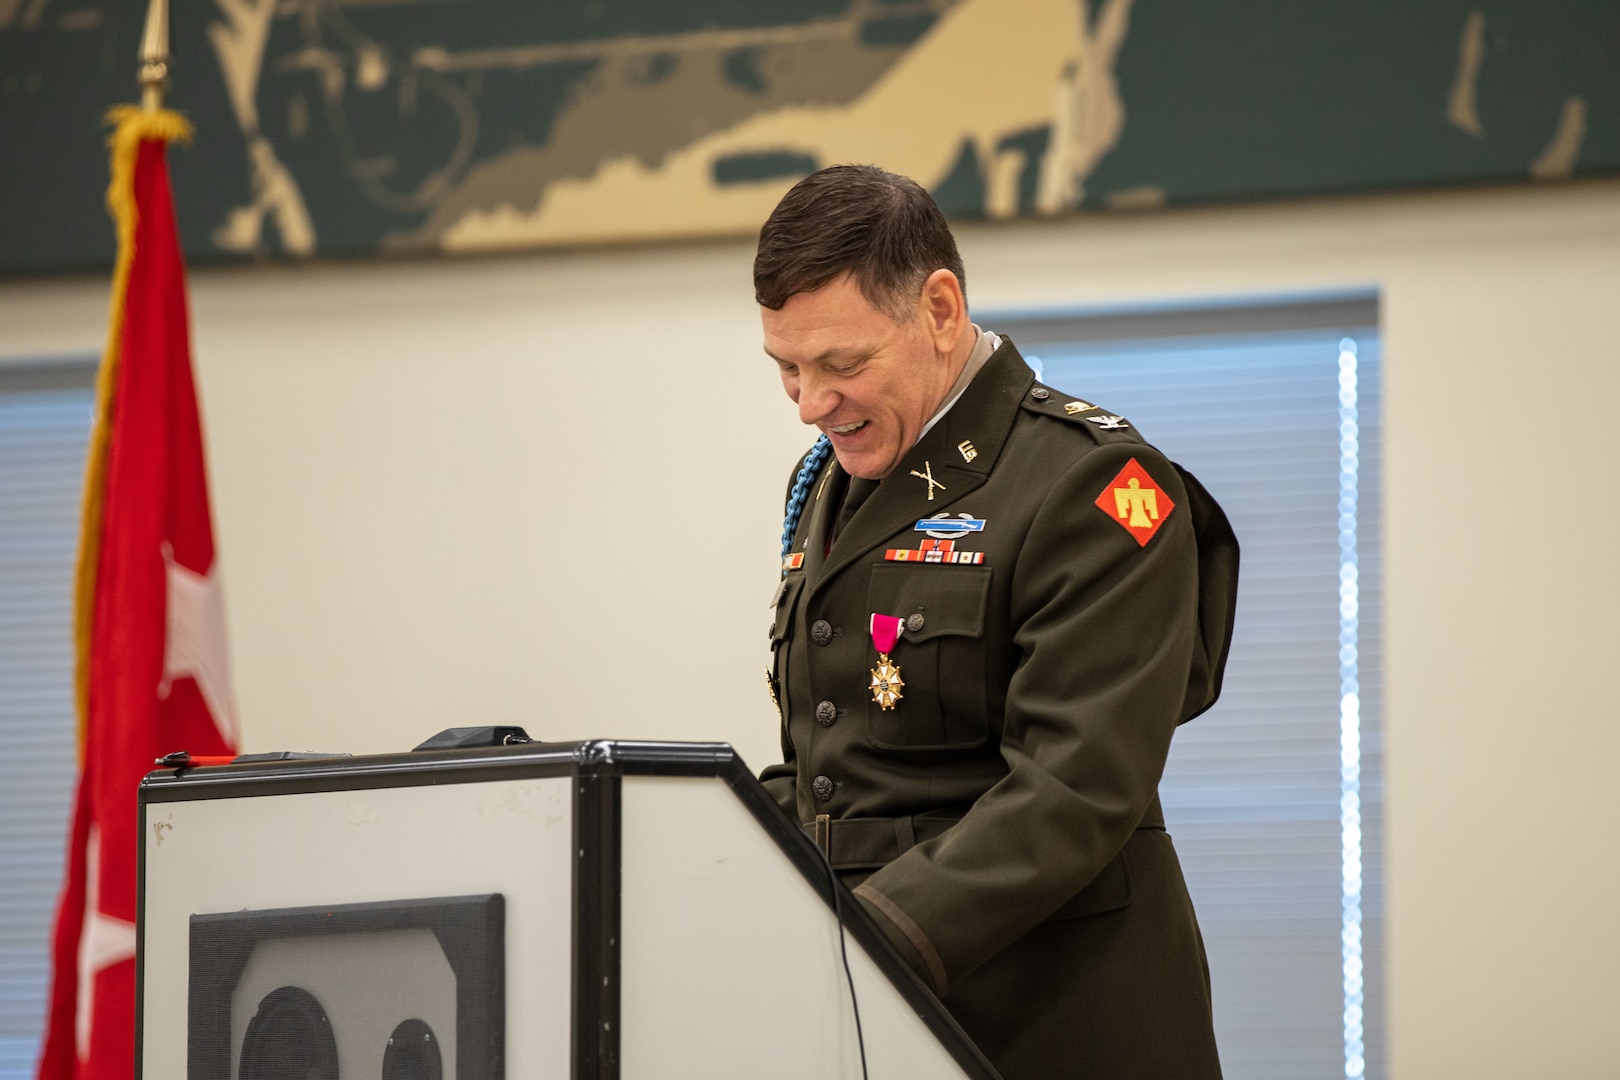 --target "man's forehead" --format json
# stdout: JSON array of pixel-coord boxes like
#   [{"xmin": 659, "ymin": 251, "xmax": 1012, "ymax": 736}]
[{"xmin": 761, "ymin": 279, "xmax": 896, "ymax": 360}]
